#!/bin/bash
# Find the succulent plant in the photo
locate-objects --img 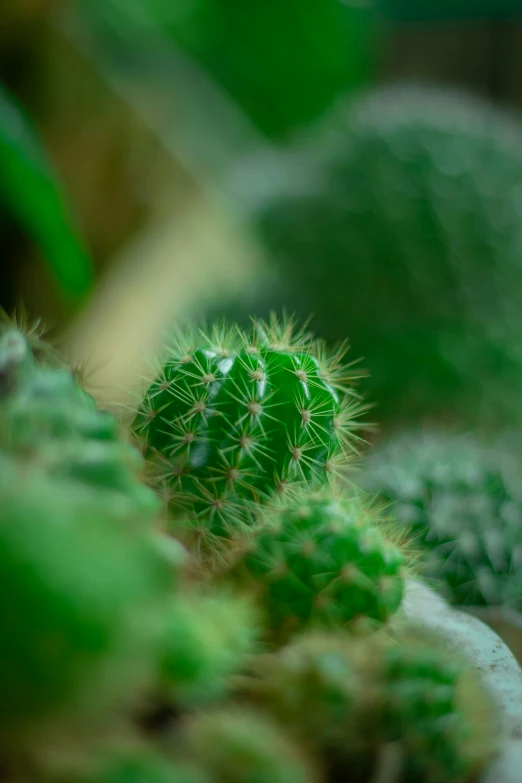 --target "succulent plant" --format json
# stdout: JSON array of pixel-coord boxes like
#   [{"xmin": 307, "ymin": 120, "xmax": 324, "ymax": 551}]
[
  {"xmin": 361, "ymin": 430, "xmax": 522, "ymax": 609},
  {"xmin": 158, "ymin": 589, "xmax": 259, "ymax": 706},
  {"xmin": 227, "ymin": 488, "xmax": 406, "ymax": 640},
  {"xmin": 0, "ymin": 455, "xmax": 174, "ymax": 749},
  {"xmin": 132, "ymin": 317, "xmax": 363, "ymax": 537},
  {"xmin": 0, "ymin": 325, "xmax": 159, "ymax": 516},
  {"xmin": 245, "ymin": 627, "xmax": 496, "ymax": 783},
  {"xmin": 181, "ymin": 707, "xmax": 315, "ymax": 783},
  {"xmin": 223, "ymin": 84, "xmax": 522, "ymax": 425}
]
